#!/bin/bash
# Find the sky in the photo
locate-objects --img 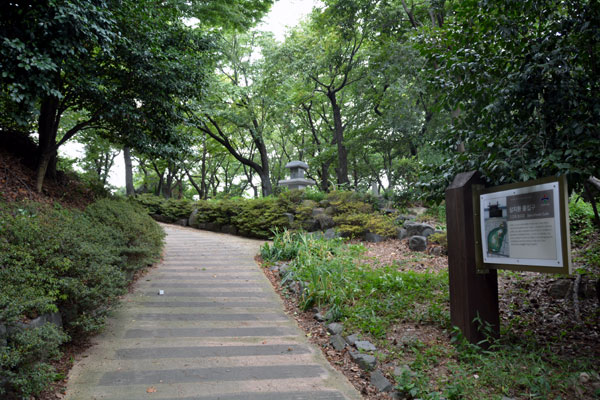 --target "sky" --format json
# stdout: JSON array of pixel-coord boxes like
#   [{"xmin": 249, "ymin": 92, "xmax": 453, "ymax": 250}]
[{"xmin": 60, "ymin": 0, "xmax": 321, "ymax": 188}]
